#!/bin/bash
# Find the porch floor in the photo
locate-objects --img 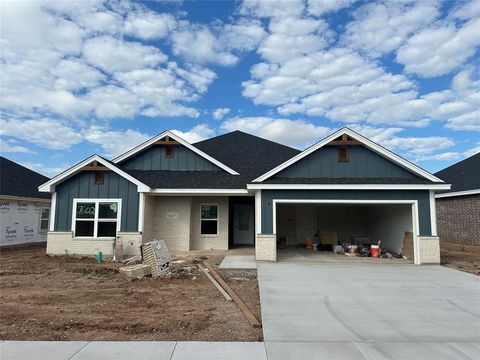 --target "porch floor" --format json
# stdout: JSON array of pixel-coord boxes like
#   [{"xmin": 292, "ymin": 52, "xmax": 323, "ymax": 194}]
[{"xmin": 277, "ymin": 247, "xmax": 412, "ymax": 264}]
